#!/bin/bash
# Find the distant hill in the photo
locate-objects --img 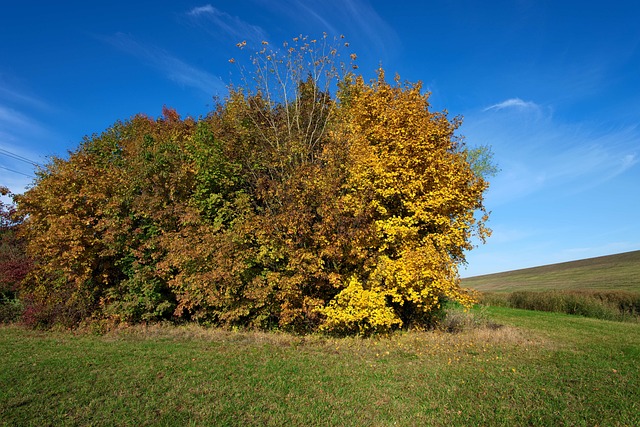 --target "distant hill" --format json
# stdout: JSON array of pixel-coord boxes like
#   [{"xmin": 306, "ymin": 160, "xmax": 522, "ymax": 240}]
[{"xmin": 462, "ymin": 250, "xmax": 640, "ymax": 293}]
